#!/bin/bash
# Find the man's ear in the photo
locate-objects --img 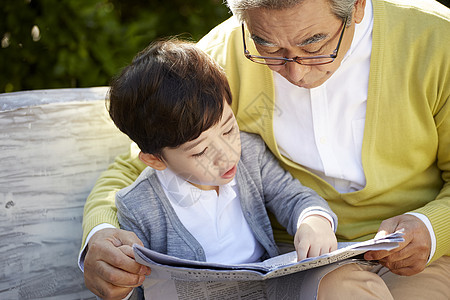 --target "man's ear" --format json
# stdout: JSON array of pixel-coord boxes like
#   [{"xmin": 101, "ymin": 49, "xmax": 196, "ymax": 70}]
[
  {"xmin": 139, "ymin": 152, "xmax": 167, "ymax": 170},
  {"xmin": 353, "ymin": 0, "xmax": 366, "ymax": 24}
]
